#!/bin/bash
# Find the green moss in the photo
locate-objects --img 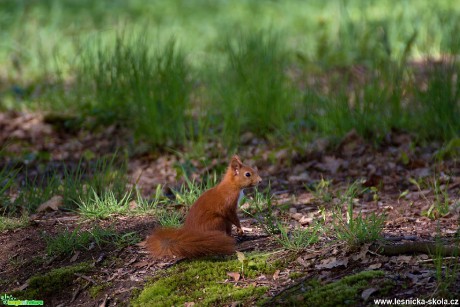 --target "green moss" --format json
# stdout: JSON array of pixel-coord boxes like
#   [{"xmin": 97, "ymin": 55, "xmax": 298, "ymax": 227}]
[
  {"xmin": 89, "ymin": 284, "xmax": 108, "ymax": 298},
  {"xmin": 272, "ymin": 270, "xmax": 388, "ymax": 306},
  {"xmin": 132, "ymin": 254, "xmax": 272, "ymax": 306},
  {"xmin": 12, "ymin": 262, "xmax": 91, "ymax": 298},
  {"xmin": 289, "ymin": 272, "xmax": 304, "ymax": 280}
]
